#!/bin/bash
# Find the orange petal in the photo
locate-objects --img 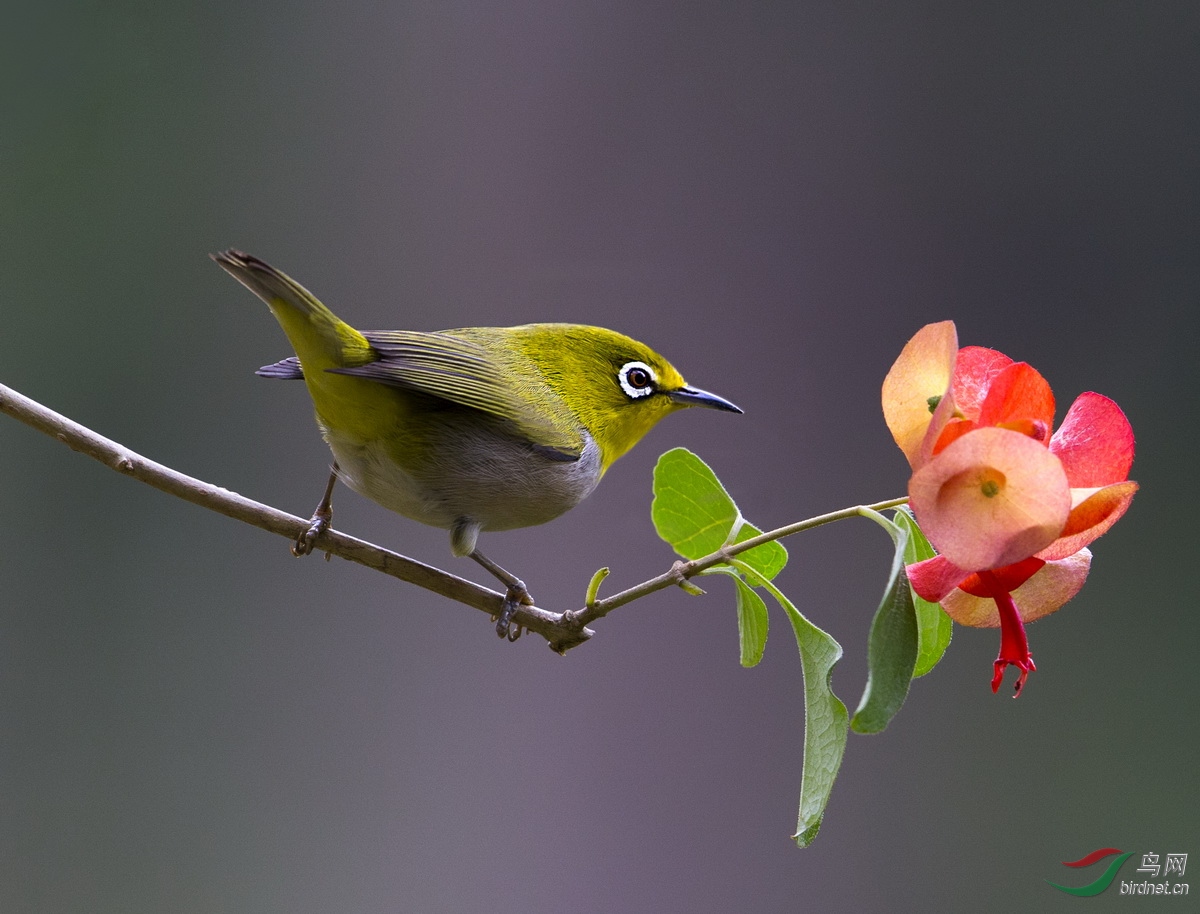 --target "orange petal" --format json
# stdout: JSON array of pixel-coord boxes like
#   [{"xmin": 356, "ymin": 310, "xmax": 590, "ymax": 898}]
[
  {"xmin": 1036, "ymin": 481, "xmax": 1139, "ymax": 561},
  {"xmin": 882, "ymin": 321, "xmax": 958, "ymax": 467},
  {"xmin": 930, "ymin": 415, "xmax": 976, "ymax": 457},
  {"xmin": 941, "ymin": 549, "xmax": 1091, "ymax": 627},
  {"xmin": 975, "ymin": 362, "xmax": 1055, "ymax": 440},
  {"xmin": 918, "ymin": 384, "xmax": 962, "ymax": 469},
  {"xmin": 909, "ymin": 427, "xmax": 1071, "ymax": 570}
]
